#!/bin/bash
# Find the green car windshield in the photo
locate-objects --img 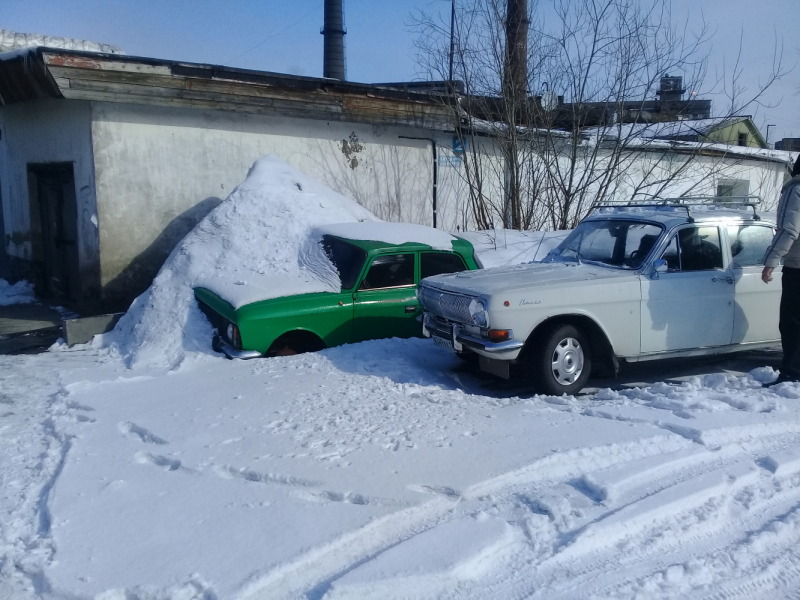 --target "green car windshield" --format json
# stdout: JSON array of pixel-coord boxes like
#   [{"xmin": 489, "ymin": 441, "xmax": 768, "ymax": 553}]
[{"xmin": 322, "ymin": 235, "xmax": 368, "ymax": 289}]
